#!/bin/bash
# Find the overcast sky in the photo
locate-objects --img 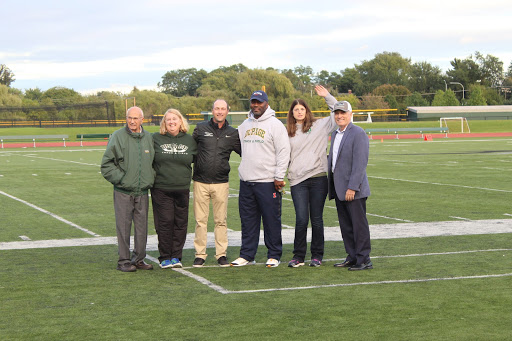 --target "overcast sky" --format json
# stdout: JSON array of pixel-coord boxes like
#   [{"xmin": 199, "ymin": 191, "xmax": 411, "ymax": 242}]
[{"xmin": 2, "ymin": 0, "xmax": 511, "ymax": 94}]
